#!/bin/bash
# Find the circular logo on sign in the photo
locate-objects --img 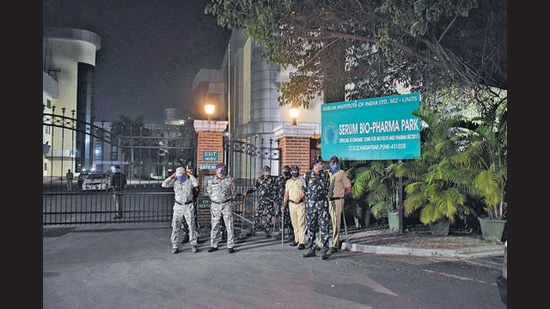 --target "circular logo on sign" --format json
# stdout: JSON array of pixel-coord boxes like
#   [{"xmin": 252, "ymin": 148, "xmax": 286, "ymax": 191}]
[{"xmin": 323, "ymin": 124, "xmax": 338, "ymax": 145}]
